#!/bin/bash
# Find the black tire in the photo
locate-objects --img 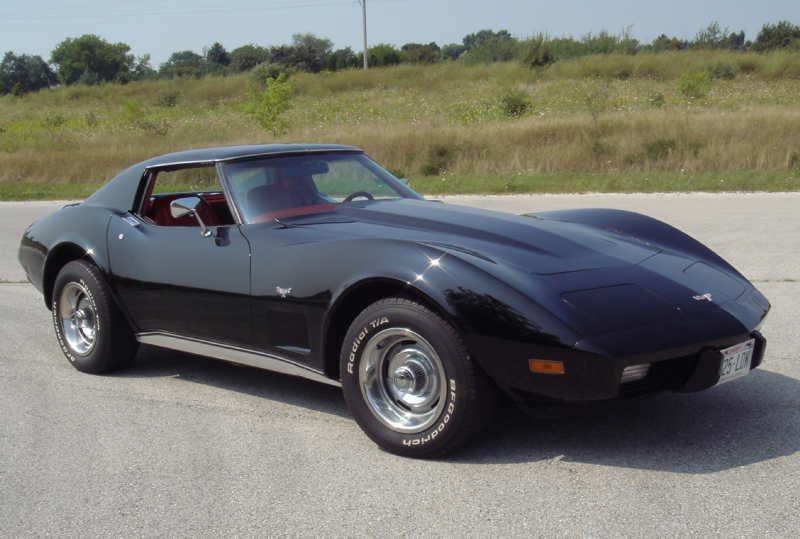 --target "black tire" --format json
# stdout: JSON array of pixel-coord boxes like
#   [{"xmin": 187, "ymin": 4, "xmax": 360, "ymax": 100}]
[
  {"xmin": 52, "ymin": 260, "xmax": 138, "ymax": 374},
  {"xmin": 340, "ymin": 296, "xmax": 497, "ymax": 458}
]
